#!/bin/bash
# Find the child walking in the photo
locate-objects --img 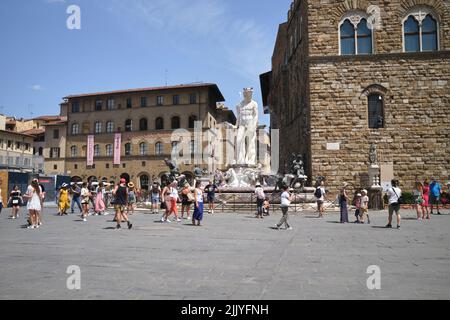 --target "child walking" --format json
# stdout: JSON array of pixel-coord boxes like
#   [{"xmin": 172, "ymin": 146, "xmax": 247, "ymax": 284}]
[
  {"xmin": 58, "ymin": 183, "xmax": 70, "ymax": 216},
  {"xmin": 360, "ymin": 190, "xmax": 370, "ymax": 224}
]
